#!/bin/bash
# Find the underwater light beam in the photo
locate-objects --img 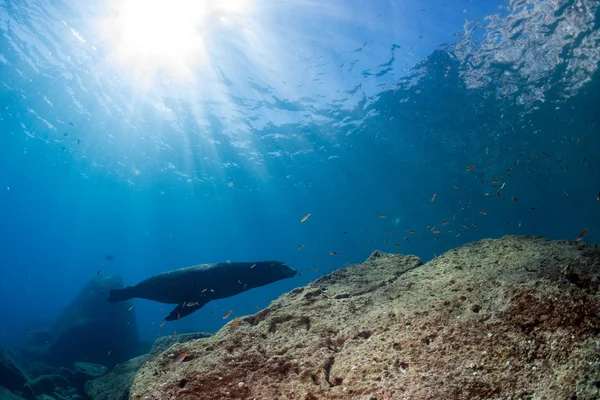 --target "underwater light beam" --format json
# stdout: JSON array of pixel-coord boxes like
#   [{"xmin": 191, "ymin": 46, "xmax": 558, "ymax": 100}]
[{"xmin": 98, "ymin": 0, "xmax": 252, "ymax": 86}]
